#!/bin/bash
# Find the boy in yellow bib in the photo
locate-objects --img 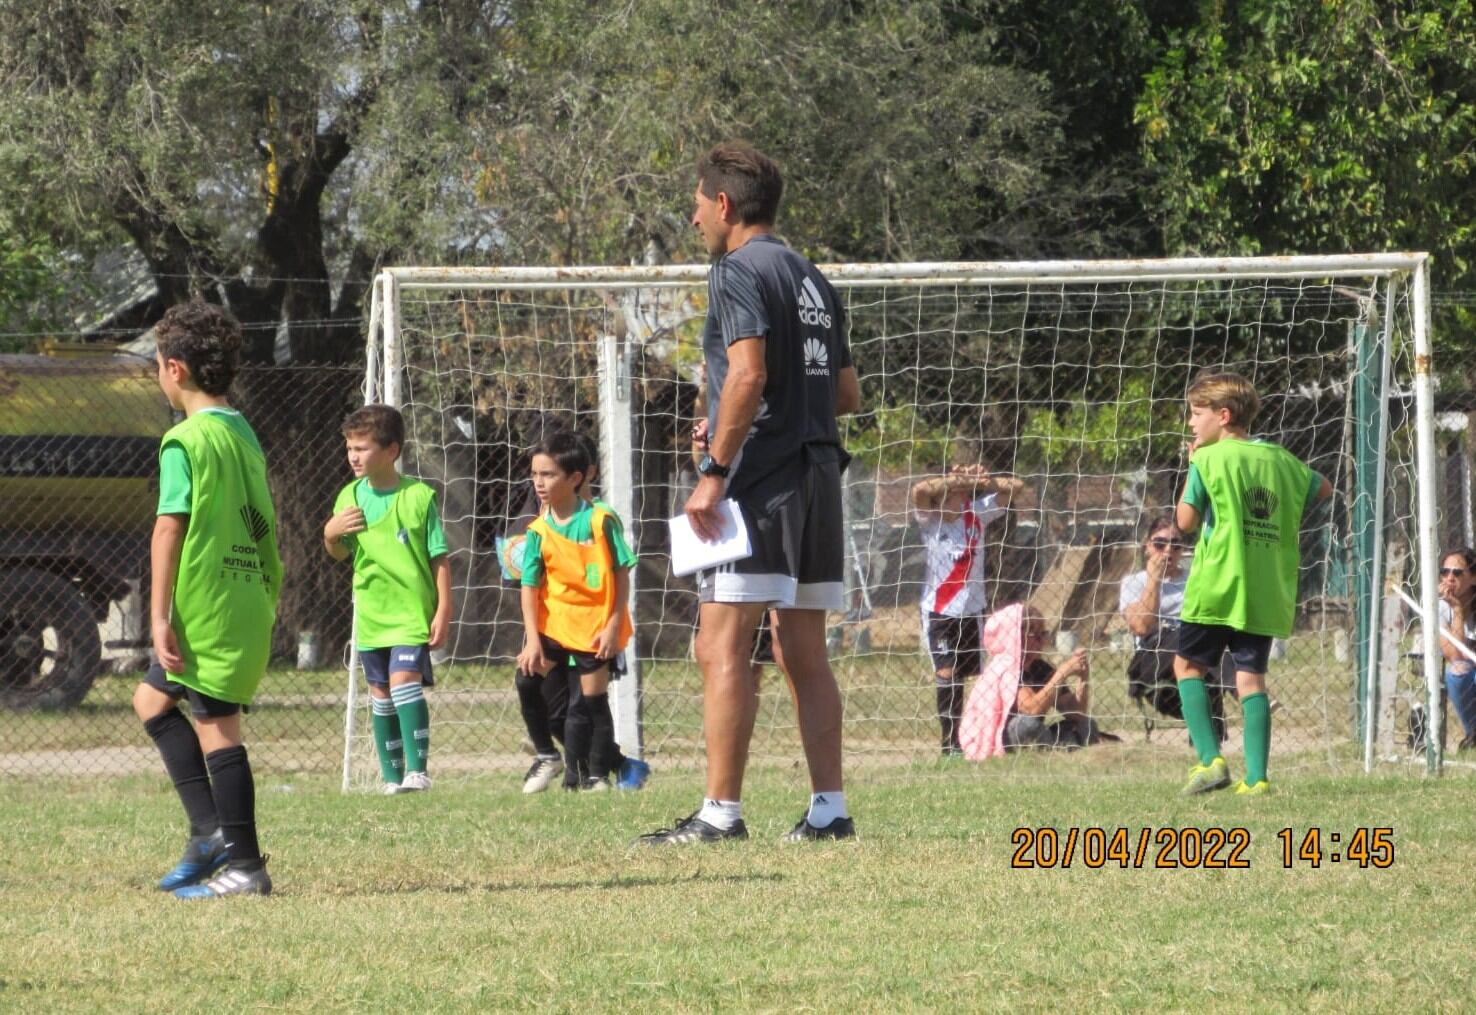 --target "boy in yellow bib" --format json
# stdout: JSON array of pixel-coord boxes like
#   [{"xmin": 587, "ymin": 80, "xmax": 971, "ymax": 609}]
[
  {"xmin": 517, "ymin": 431, "xmax": 638, "ymax": 790},
  {"xmin": 324, "ymin": 405, "xmax": 452, "ymax": 794}
]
